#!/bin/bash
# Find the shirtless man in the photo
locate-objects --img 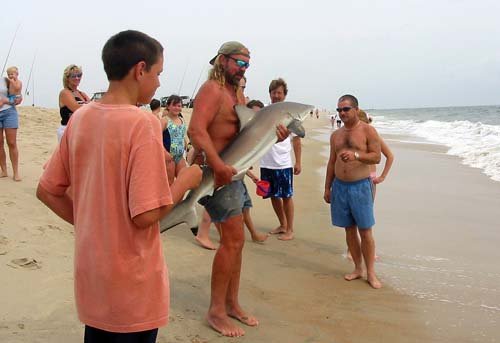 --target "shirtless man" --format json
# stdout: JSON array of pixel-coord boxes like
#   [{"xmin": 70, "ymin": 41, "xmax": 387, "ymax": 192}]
[
  {"xmin": 188, "ymin": 41, "xmax": 288, "ymax": 337},
  {"xmin": 323, "ymin": 94, "xmax": 382, "ymax": 289}
]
